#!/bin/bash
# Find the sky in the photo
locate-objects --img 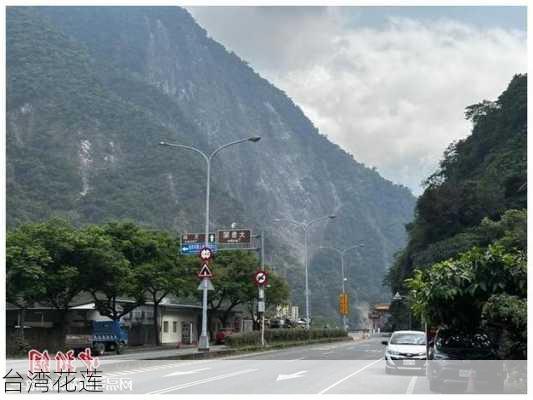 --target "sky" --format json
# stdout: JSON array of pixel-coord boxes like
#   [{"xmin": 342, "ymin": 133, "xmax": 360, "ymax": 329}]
[{"xmin": 188, "ymin": 6, "xmax": 527, "ymax": 194}]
